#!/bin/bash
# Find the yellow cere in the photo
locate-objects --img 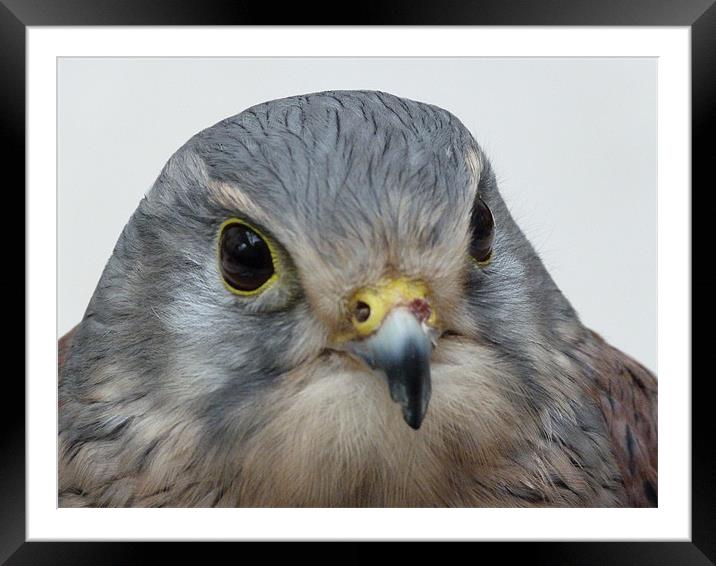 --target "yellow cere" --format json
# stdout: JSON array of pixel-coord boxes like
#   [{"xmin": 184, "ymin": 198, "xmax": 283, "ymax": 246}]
[
  {"xmin": 217, "ymin": 218, "xmax": 281, "ymax": 297},
  {"xmin": 350, "ymin": 277, "xmax": 437, "ymax": 338}
]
